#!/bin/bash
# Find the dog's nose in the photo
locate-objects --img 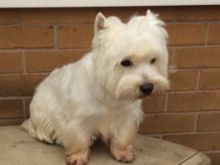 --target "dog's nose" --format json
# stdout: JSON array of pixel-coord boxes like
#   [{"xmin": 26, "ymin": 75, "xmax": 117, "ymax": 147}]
[{"xmin": 140, "ymin": 84, "xmax": 154, "ymax": 95}]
